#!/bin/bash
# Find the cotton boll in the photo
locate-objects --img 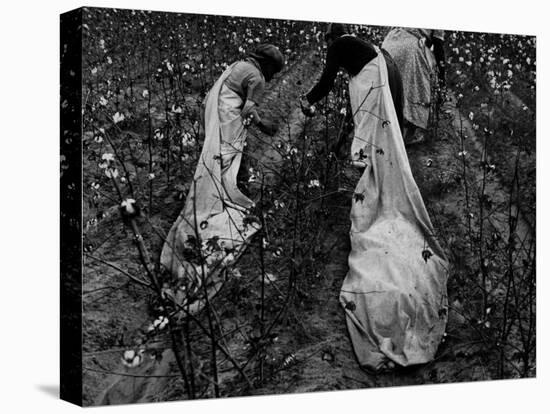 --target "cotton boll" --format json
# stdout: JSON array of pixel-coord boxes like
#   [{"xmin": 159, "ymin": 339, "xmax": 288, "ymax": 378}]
[
  {"xmin": 121, "ymin": 199, "xmax": 136, "ymax": 215},
  {"xmin": 105, "ymin": 168, "xmax": 119, "ymax": 179},
  {"xmin": 102, "ymin": 153, "xmax": 115, "ymax": 162},
  {"xmin": 122, "ymin": 349, "xmax": 143, "ymax": 368},
  {"xmin": 113, "ymin": 112, "xmax": 125, "ymax": 124},
  {"xmin": 123, "ymin": 350, "xmax": 135, "ymax": 361},
  {"xmin": 158, "ymin": 316, "xmax": 169, "ymax": 330}
]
